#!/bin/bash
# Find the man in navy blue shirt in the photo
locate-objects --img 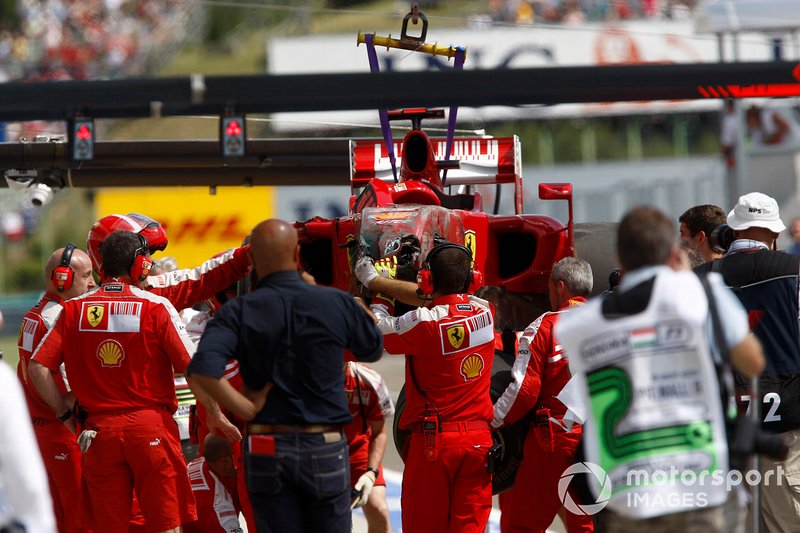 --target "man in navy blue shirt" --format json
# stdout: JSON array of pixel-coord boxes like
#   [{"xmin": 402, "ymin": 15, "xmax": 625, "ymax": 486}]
[{"xmin": 187, "ymin": 218, "xmax": 383, "ymax": 533}]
